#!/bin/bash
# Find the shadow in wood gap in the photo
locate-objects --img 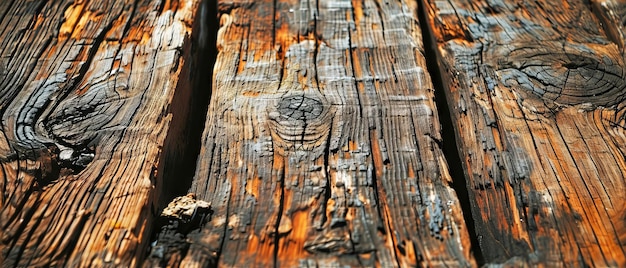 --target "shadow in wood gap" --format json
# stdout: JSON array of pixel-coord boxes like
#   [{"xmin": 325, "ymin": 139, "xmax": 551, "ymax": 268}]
[
  {"xmin": 416, "ymin": 0, "xmax": 485, "ymax": 265},
  {"xmin": 143, "ymin": 0, "xmax": 218, "ymax": 266}
]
